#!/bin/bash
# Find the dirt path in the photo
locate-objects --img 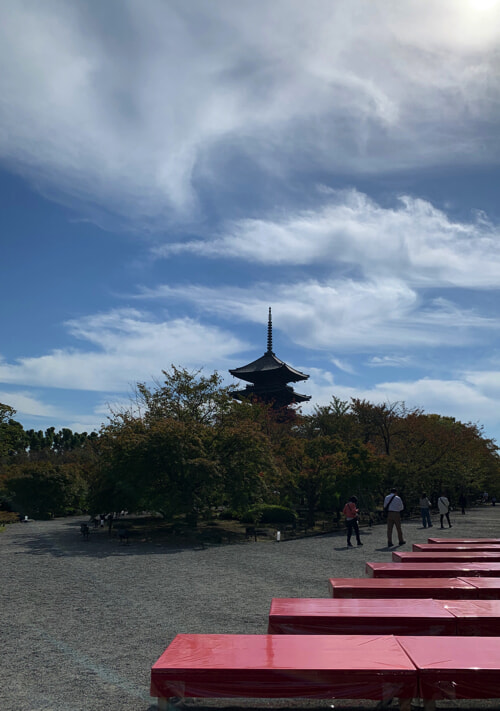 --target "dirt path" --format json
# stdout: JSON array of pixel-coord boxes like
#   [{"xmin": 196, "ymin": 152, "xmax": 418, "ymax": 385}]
[{"xmin": 2, "ymin": 506, "xmax": 499, "ymax": 710}]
